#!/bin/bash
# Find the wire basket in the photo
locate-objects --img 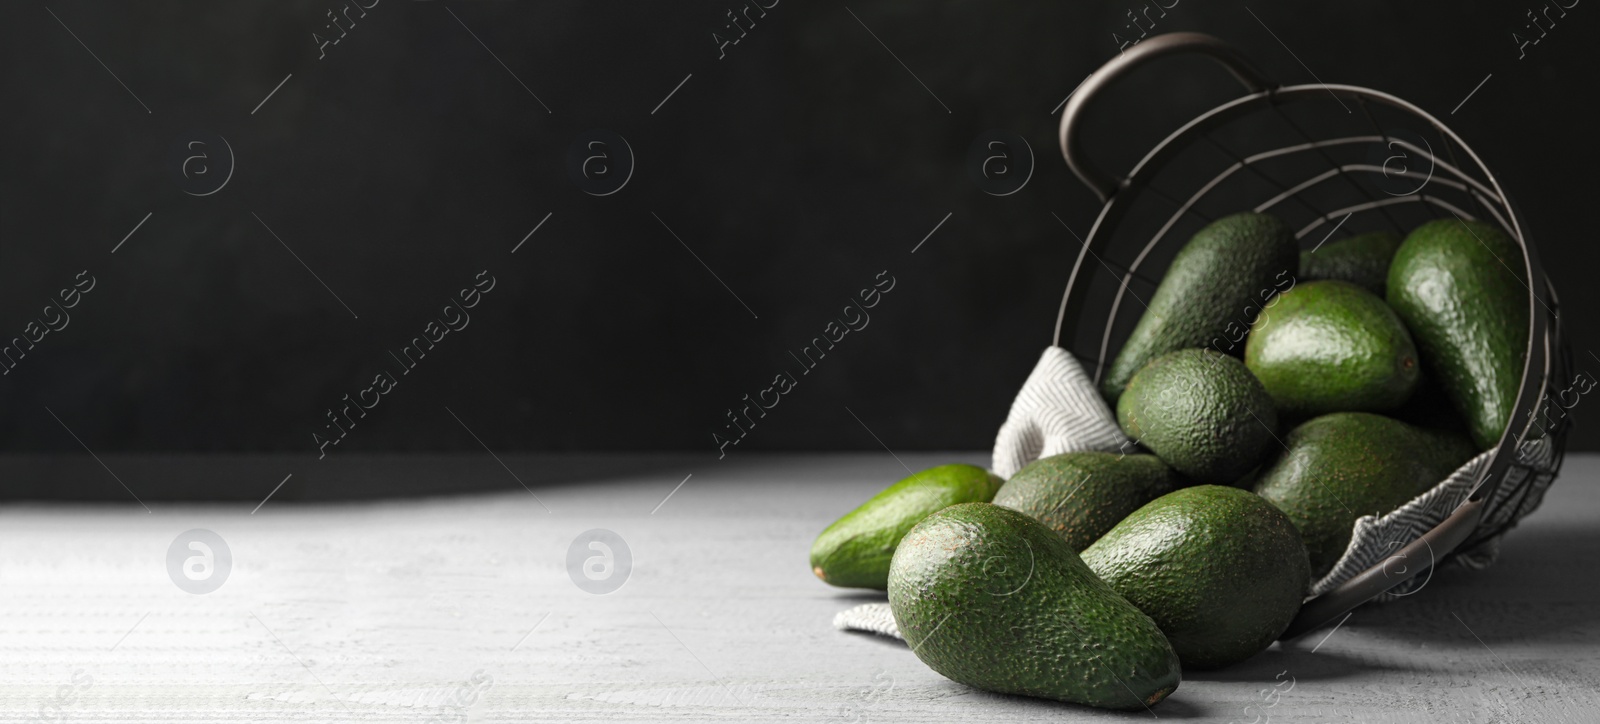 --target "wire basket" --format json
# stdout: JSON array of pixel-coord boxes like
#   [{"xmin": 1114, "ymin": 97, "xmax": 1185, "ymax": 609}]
[{"xmin": 1052, "ymin": 33, "xmax": 1570, "ymax": 637}]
